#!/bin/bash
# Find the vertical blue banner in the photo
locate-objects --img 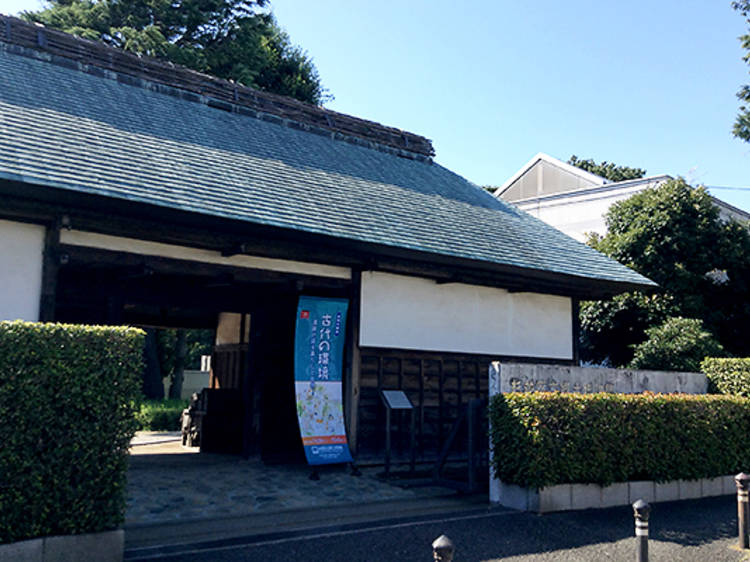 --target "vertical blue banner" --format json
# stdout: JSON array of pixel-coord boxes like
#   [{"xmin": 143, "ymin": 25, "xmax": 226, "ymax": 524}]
[{"xmin": 294, "ymin": 296, "xmax": 353, "ymax": 465}]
